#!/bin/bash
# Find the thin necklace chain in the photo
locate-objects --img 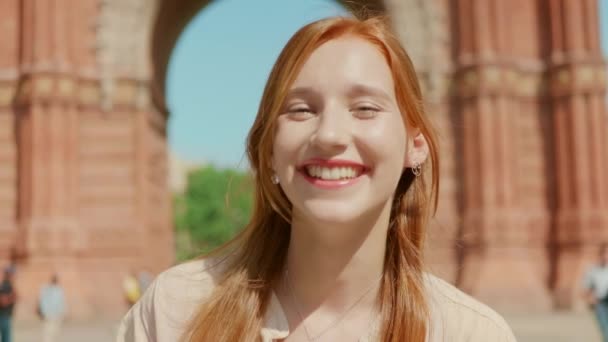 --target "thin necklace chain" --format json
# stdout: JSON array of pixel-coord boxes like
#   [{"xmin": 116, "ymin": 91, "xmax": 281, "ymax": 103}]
[{"xmin": 284, "ymin": 270, "xmax": 382, "ymax": 341}]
